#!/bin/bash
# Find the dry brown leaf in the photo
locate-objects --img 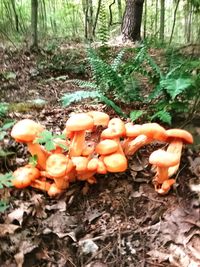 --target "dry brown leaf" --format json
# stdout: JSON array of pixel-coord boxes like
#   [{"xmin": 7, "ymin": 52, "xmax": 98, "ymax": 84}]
[{"xmin": 0, "ymin": 224, "xmax": 19, "ymax": 237}]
